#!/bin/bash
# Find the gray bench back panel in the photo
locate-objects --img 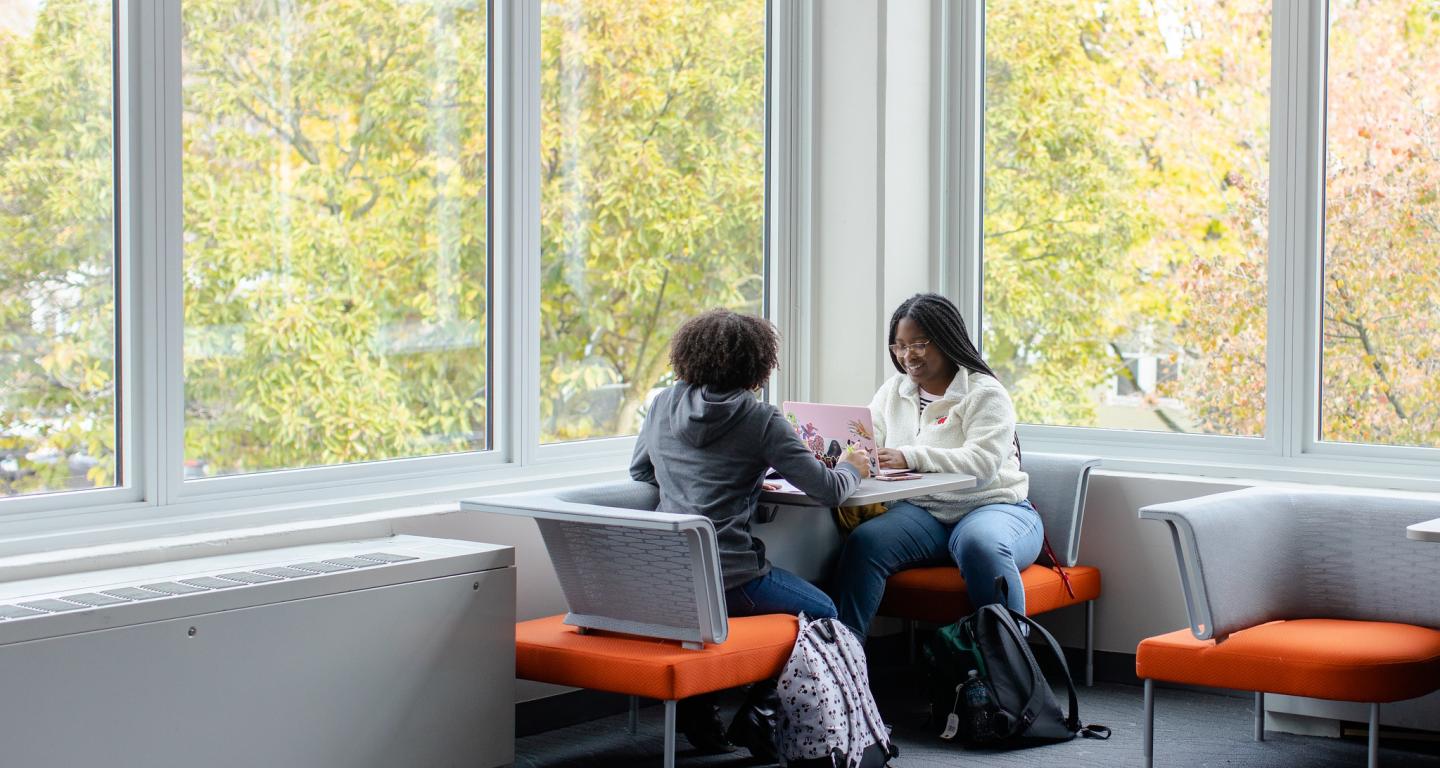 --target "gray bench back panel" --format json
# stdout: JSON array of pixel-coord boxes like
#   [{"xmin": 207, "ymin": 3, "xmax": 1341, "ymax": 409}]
[
  {"xmin": 536, "ymin": 517, "xmax": 706, "ymax": 642},
  {"xmin": 470, "ymin": 481, "xmax": 726, "ymax": 645},
  {"xmin": 1022, "ymin": 452, "xmax": 1100, "ymax": 567},
  {"xmin": 1142, "ymin": 488, "xmax": 1440, "ymax": 639}
]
